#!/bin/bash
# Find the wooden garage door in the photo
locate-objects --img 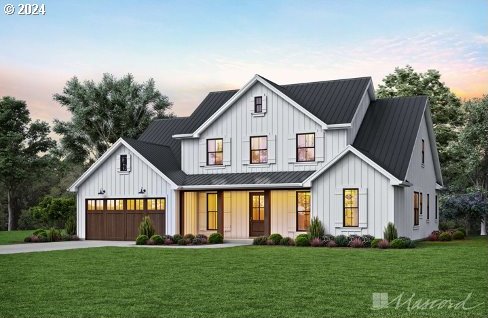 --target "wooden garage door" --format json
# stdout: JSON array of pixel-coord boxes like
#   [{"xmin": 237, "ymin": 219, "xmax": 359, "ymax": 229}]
[{"xmin": 86, "ymin": 198, "xmax": 165, "ymax": 241}]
